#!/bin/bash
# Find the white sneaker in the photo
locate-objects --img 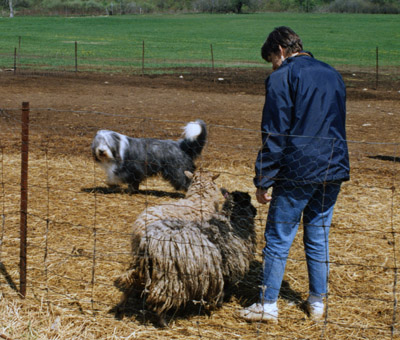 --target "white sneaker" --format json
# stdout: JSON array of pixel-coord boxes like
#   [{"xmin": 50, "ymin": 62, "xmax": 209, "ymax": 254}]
[
  {"xmin": 239, "ymin": 302, "xmax": 278, "ymax": 322},
  {"xmin": 306, "ymin": 295, "xmax": 324, "ymax": 319}
]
